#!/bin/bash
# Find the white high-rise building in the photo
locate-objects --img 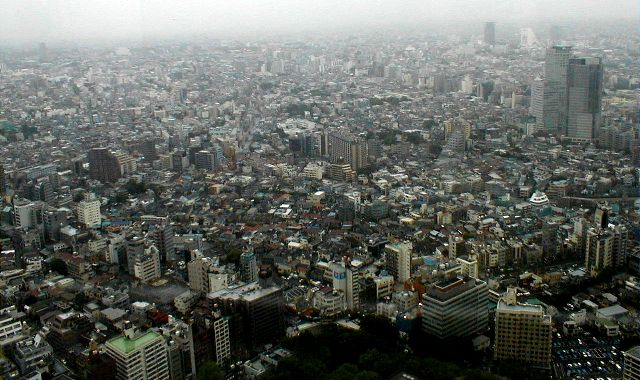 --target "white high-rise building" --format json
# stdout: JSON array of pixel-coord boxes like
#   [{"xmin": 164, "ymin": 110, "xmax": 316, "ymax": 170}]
[
  {"xmin": 330, "ymin": 261, "xmax": 361, "ymax": 310},
  {"xmin": 105, "ymin": 327, "xmax": 169, "ymax": 380},
  {"xmin": 543, "ymin": 45, "xmax": 573, "ymax": 133},
  {"xmin": 133, "ymin": 246, "xmax": 162, "ymax": 283},
  {"xmin": 77, "ymin": 193, "xmax": 101, "ymax": 228},
  {"xmin": 385, "ymin": 241, "xmax": 412, "ymax": 284}
]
